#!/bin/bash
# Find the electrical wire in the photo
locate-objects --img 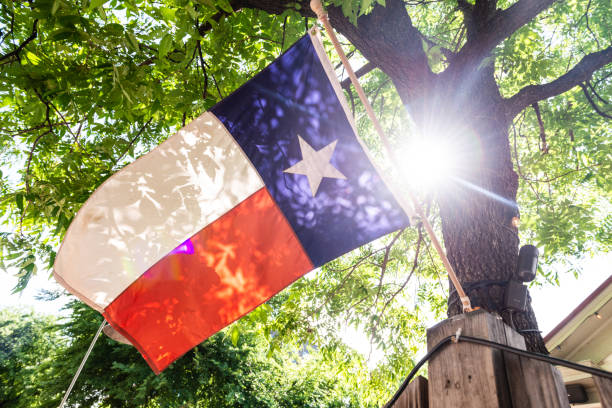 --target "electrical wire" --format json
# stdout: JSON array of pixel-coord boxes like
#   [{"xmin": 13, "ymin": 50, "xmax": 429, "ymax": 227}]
[{"xmin": 383, "ymin": 334, "xmax": 612, "ymax": 408}]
